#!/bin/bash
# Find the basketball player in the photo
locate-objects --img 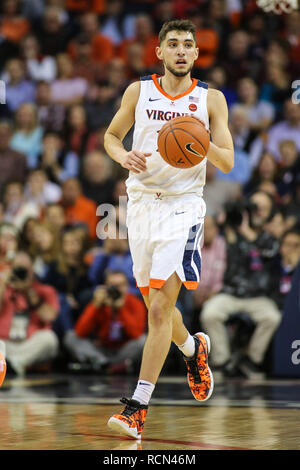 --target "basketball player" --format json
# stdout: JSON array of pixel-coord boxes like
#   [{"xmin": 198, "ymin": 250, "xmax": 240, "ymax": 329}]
[{"xmin": 105, "ymin": 20, "xmax": 234, "ymax": 439}]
